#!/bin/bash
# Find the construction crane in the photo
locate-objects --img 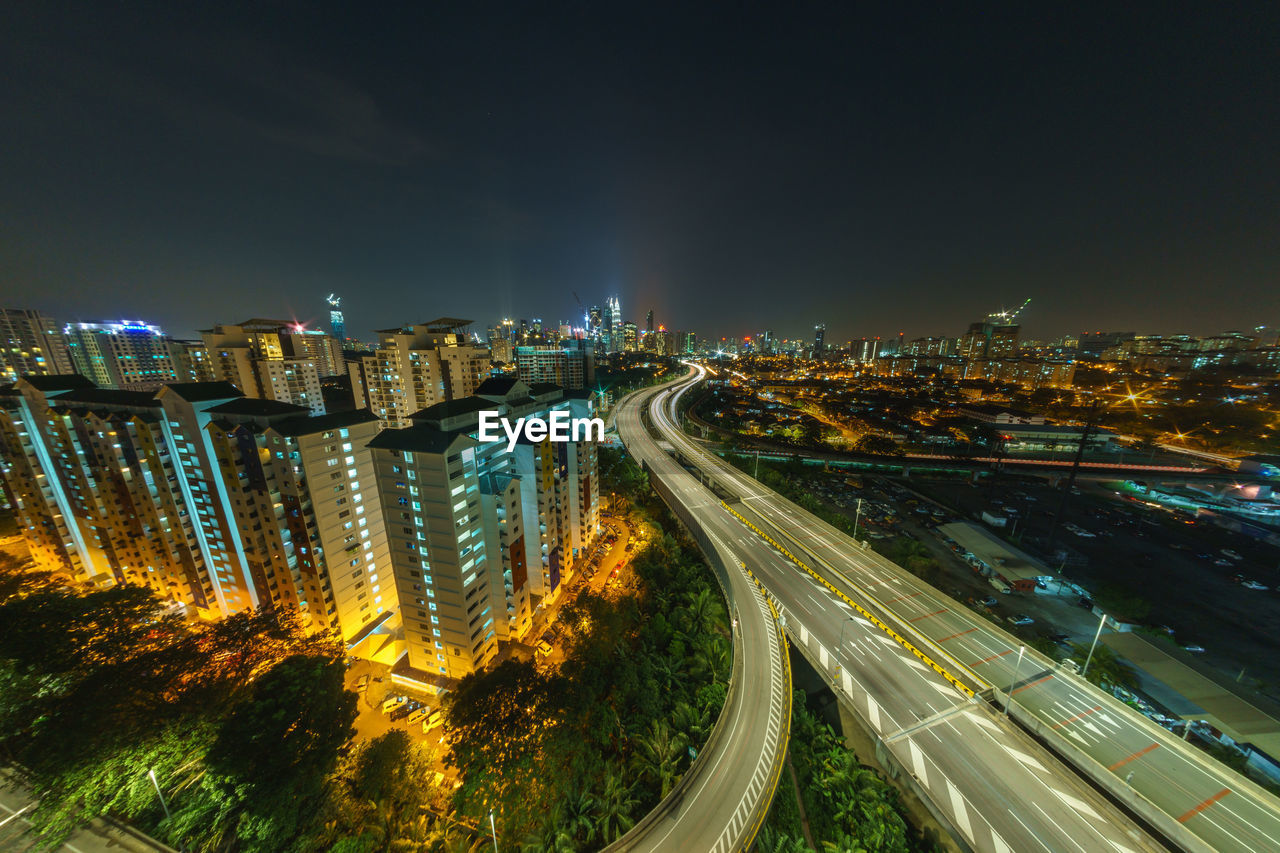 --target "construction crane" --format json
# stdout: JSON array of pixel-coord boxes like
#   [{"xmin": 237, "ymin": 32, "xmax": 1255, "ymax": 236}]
[{"xmin": 987, "ymin": 297, "xmax": 1031, "ymax": 324}]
